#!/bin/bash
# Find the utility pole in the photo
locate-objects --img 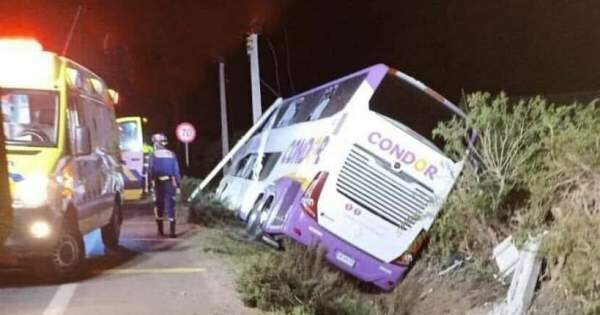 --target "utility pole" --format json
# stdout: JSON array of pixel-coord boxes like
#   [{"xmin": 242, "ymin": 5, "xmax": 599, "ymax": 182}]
[
  {"xmin": 218, "ymin": 61, "xmax": 229, "ymax": 157},
  {"xmin": 246, "ymin": 32, "xmax": 262, "ymax": 123}
]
